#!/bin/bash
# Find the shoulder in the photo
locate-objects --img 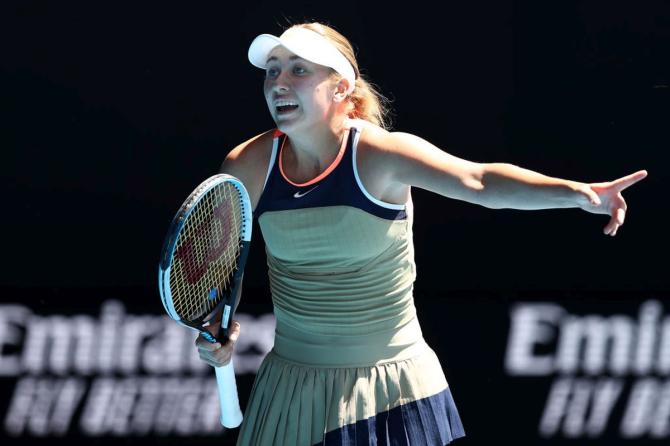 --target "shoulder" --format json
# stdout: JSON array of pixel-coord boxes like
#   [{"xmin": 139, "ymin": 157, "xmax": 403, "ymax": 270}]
[
  {"xmin": 346, "ymin": 119, "xmax": 412, "ymax": 203},
  {"xmin": 221, "ymin": 129, "xmax": 276, "ymax": 175},
  {"xmin": 221, "ymin": 129, "xmax": 277, "ymax": 209},
  {"xmin": 349, "ymin": 119, "xmax": 423, "ymax": 160},
  {"xmin": 349, "ymin": 119, "xmax": 423, "ymax": 173}
]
